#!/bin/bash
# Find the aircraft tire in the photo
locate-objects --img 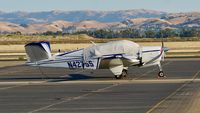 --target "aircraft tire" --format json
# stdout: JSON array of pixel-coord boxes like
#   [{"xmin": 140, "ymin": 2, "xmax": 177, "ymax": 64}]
[
  {"xmin": 122, "ymin": 69, "xmax": 128, "ymax": 77},
  {"xmin": 114, "ymin": 69, "xmax": 127, "ymax": 79},
  {"xmin": 158, "ymin": 71, "xmax": 164, "ymax": 77},
  {"xmin": 115, "ymin": 75, "xmax": 123, "ymax": 79}
]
